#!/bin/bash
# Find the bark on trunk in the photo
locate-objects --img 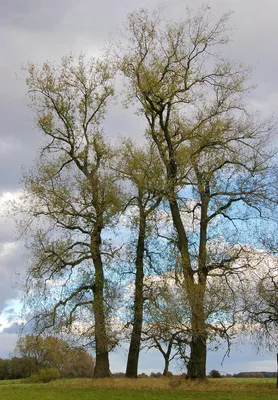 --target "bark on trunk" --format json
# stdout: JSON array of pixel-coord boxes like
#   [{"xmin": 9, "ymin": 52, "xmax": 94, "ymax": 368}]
[
  {"xmin": 126, "ymin": 207, "xmax": 146, "ymax": 378},
  {"xmin": 163, "ymin": 359, "xmax": 170, "ymax": 377},
  {"xmin": 156, "ymin": 131, "xmax": 209, "ymax": 380},
  {"xmin": 169, "ymin": 200, "xmax": 192, "ymax": 277},
  {"xmin": 187, "ymin": 286, "xmax": 207, "ymax": 380},
  {"xmin": 168, "ymin": 178, "xmax": 209, "ymax": 380},
  {"xmin": 187, "ymin": 334, "xmax": 207, "ymax": 379},
  {"xmin": 186, "ymin": 182, "xmax": 209, "ymax": 380},
  {"xmin": 93, "ymin": 350, "xmax": 110, "ymax": 378},
  {"xmin": 92, "ymin": 231, "xmax": 110, "ymax": 378}
]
